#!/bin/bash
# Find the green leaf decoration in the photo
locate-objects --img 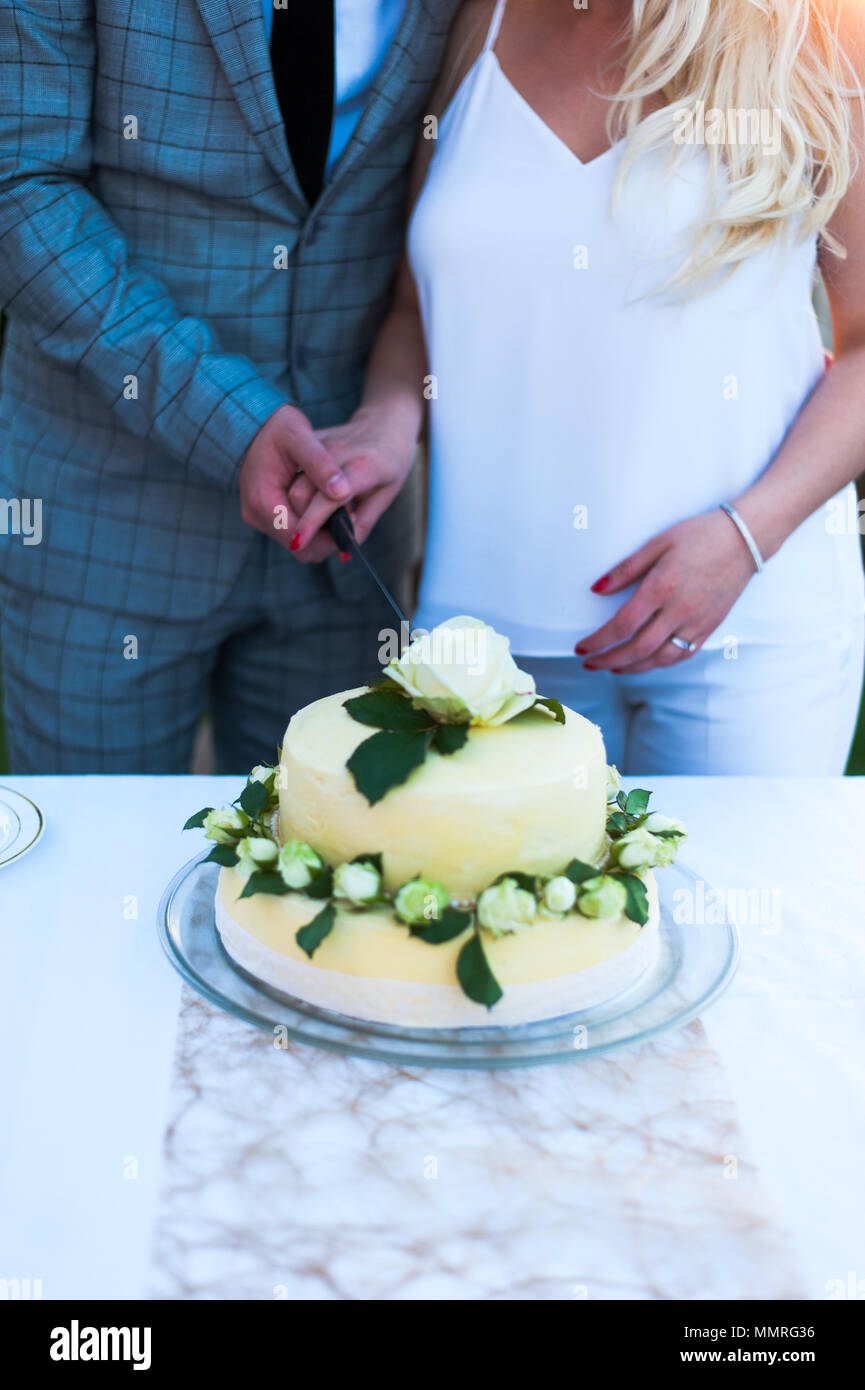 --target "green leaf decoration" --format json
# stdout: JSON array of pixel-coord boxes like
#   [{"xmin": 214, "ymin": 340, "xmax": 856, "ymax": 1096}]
[
  {"xmin": 493, "ymin": 869, "xmax": 537, "ymax": 894},
  {"xmin": 619, "ymin": 872, "xmax": 650, "ymax": 926},
  {"xmin": 431, "ymin": 722, "xmax": 470, "ymax": 756},
  {"xmin": 534, "ymin": 696, "xmax": 566, "ymax": 725},
  {"xmin": 203, "ymin": 844, "xmax": 239, "ymax": 867},
  {"xmin": 239, "ymin": 780, "xmax": 270, "ymax": 818},
  {"xmin": 347, "ymin": 727, "xmax": 434, "ymax": 805},
  {"xmin": 238, "ymin": 870, "xmax": 291, "ymax": 899},
  {"xmin": 351, "ymin": 851, "xmax": 384, "ymax": 874},
  {"xmin": 616, "ymin": 791, "xmax": 628, "ymax": 811},
  {"xmin": 295, "ymin": 903, "xmax": 337, "ymax": 958},
  {"xmin": 184, "ymin": 807, "xmax": 213, "ymax": 830},
  {"xmin": 607, "ymin": 811, "xmax": 629, "ymax": 836},
  {"xmin": 409, "ymin": 907, "xmax": 472, "ymax": 945},
  {"xmin": 456, "ymin": 932, "xmax": 503, "ymax": 1009},
  {"xmin": 564, "ymin": 857, "xmax": 600, "ymax": 884},
  {"xmin": 368, "ymin": 676, "xmax": 405, "ymax": 693},
  {"xmin": 305, "ymin": 865, "xmax": 334, "ymax": 900},
  {"xmin": 625, "ymin": 788, "xmax": 651, "ymax": 816},
  {"xmin": 343, "ymin": 688, "xmax": 433, "ymax": 733}
]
